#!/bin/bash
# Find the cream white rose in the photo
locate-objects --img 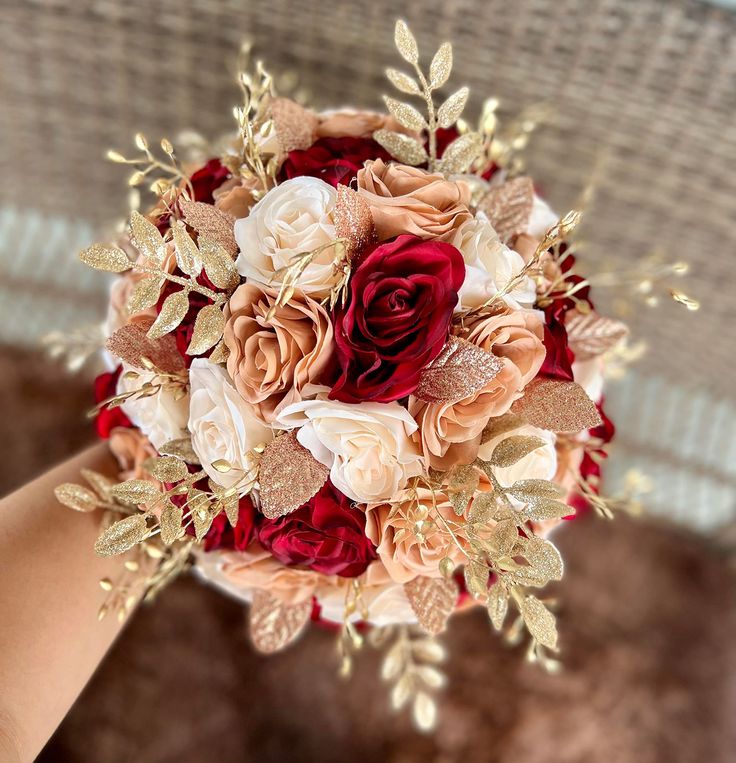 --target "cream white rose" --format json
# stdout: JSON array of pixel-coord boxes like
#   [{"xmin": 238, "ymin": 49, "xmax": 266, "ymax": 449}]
[
  {"xmin": 117, "ymin": 362, "xmax": 189, "ymax": 450},
  {"xmin": 477, "ymin": 423, "xmax": 558, "ymax": 487},
  {"xmin": 188, "ymin": 359, "xmax": 272, "ymax": 495},
  {"xmin": 234, "ymin": 176, "xmax": 339, "ymax": 298},
  {"xmin": 275, "ymin": 391, "xmax": 424, "ymax": 504},
  {"xmin": 527, "ymin": 194, "xmax": 559, "ymax": 238},
  {"xmin": 454, "ymin": 214, "xmax": 536, "ymax": 311}
]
